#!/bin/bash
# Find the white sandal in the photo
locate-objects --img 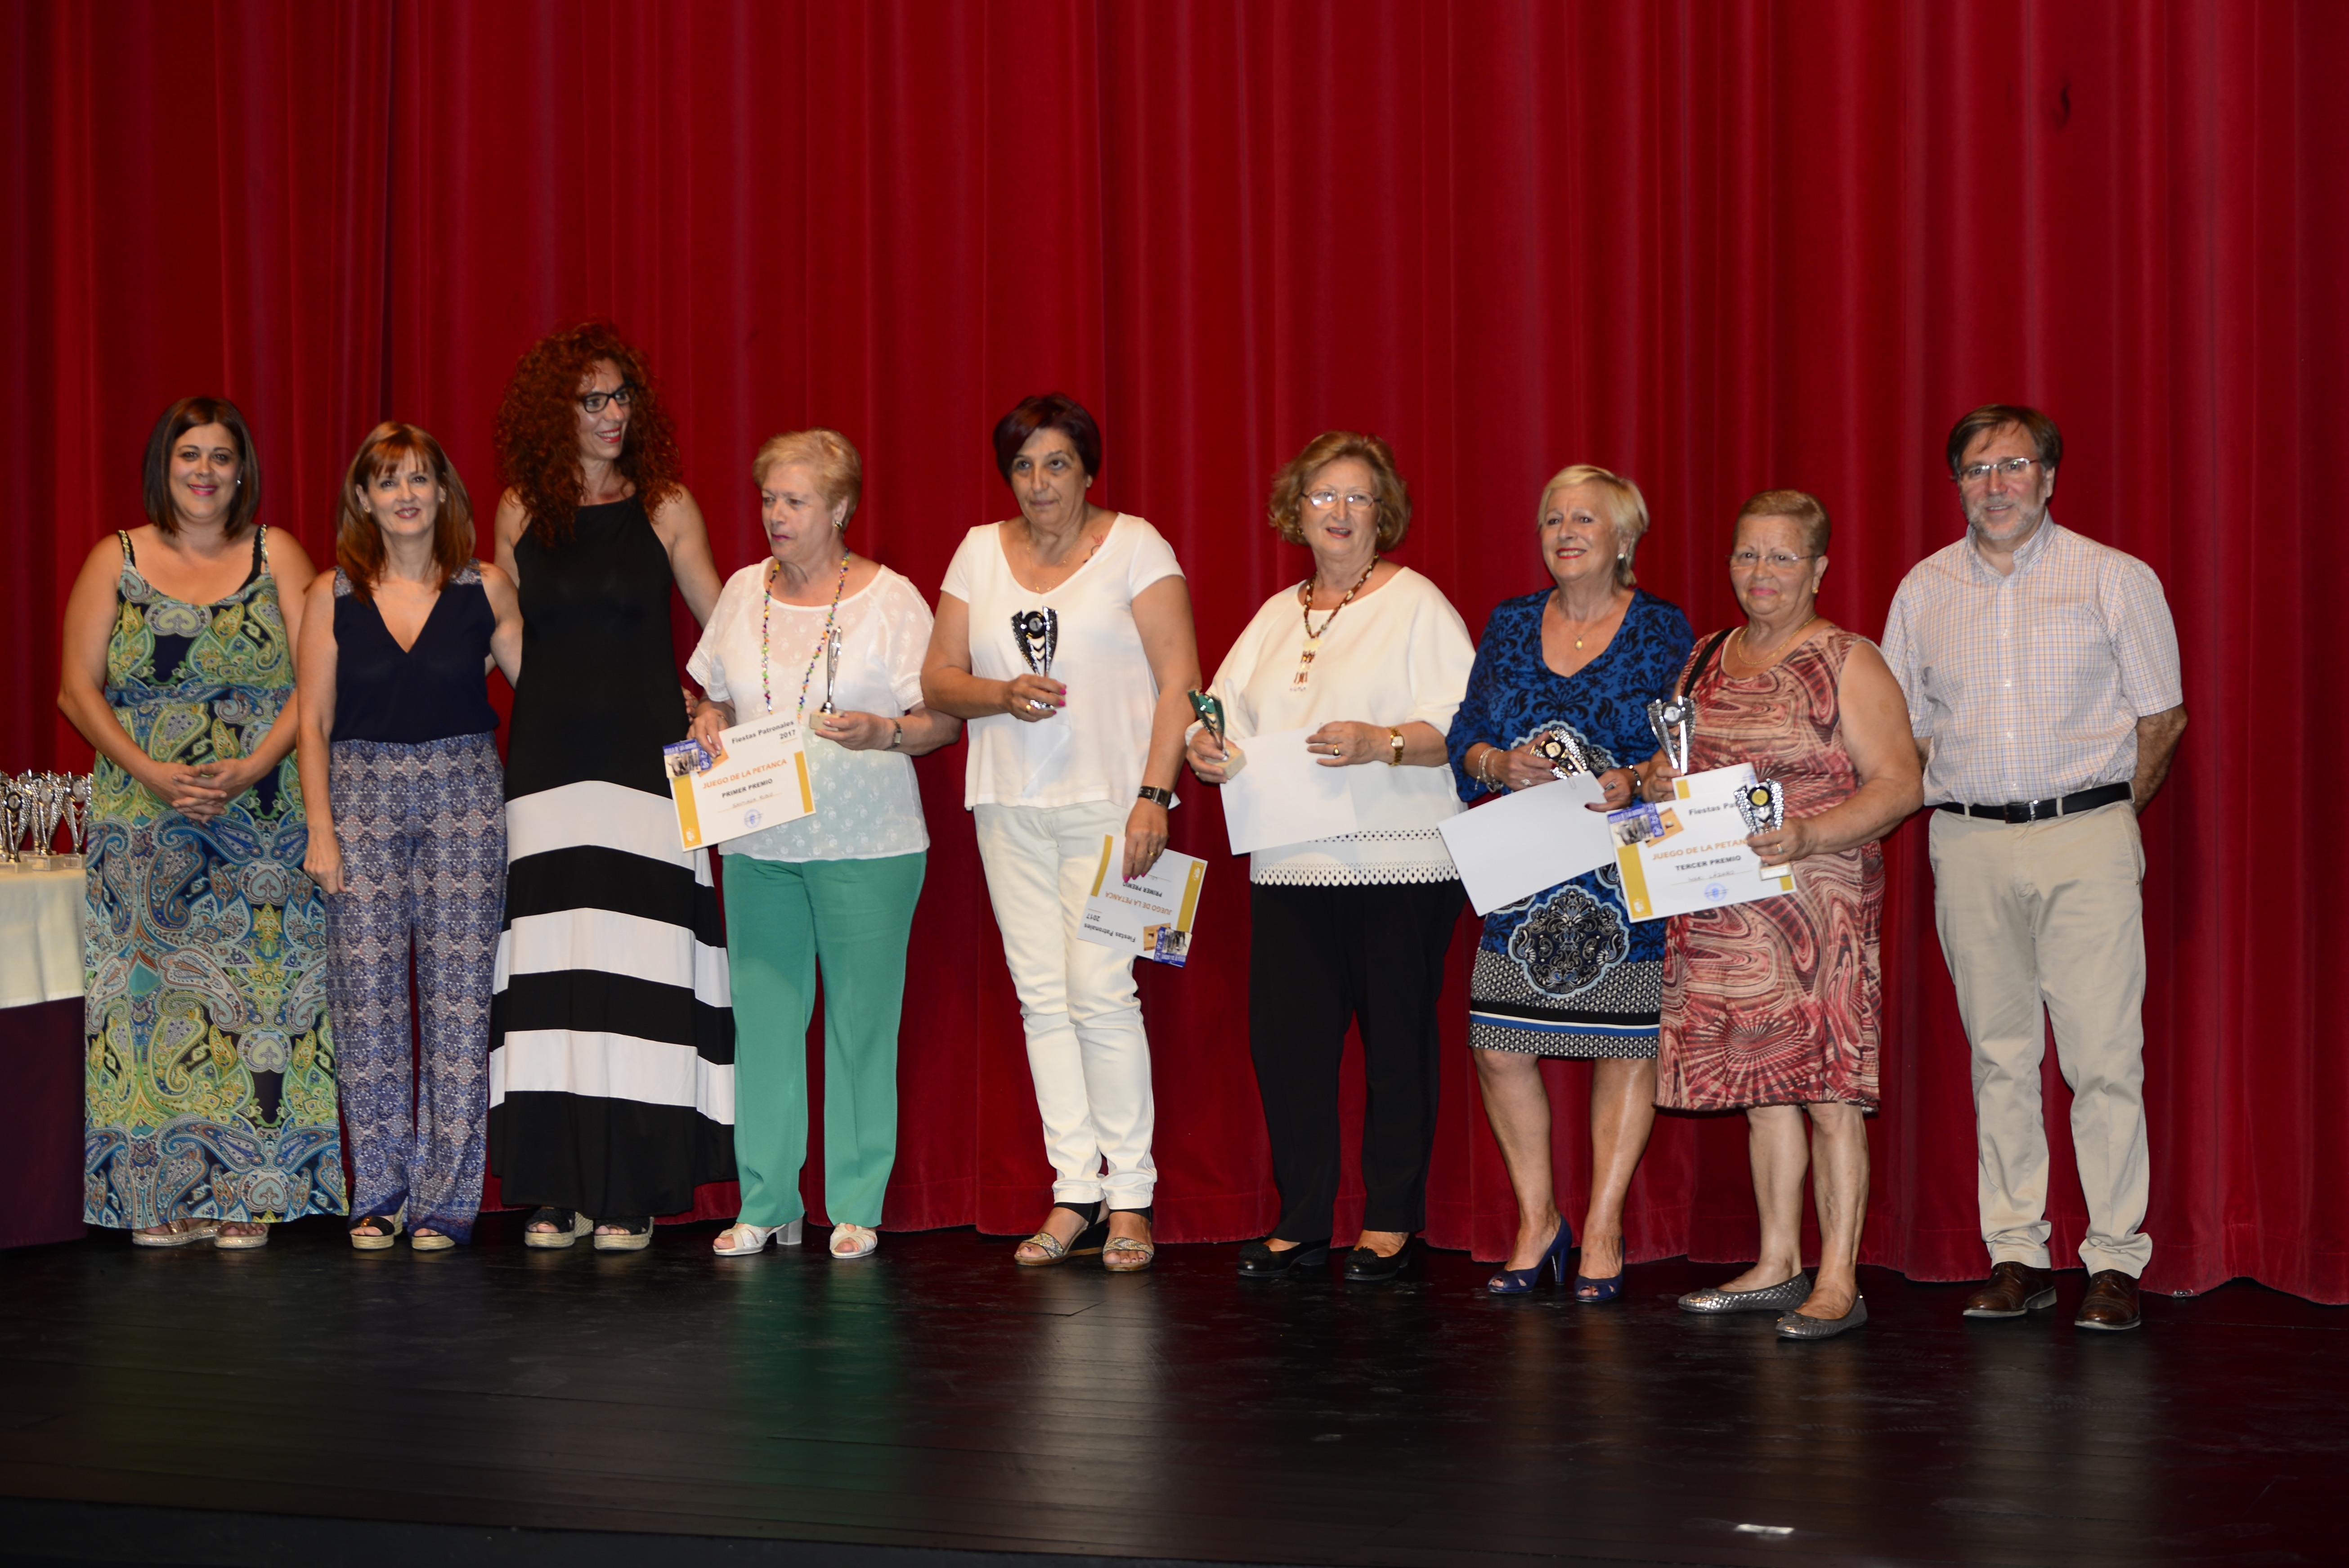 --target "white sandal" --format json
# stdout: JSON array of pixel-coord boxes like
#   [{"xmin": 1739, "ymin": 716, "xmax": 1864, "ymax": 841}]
[
  {"xmin": 829, "ymin": 1223, "xmax": 879, "ymax": 1260},
  {"xmin": 713, "ymin": 1219, "xmax": 803, "ymax": 1256}
]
